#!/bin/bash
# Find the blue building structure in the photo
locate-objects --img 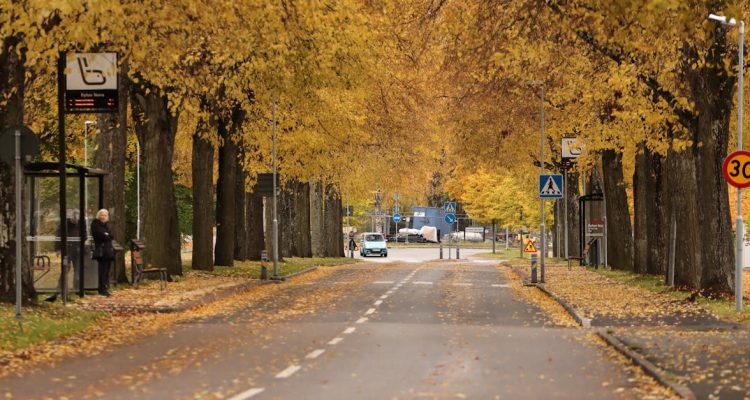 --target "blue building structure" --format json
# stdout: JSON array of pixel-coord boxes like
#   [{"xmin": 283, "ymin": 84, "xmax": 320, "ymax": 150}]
[{"xmin": 411, "ymin": 207, "xmax": 451, "ymax": 241}]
